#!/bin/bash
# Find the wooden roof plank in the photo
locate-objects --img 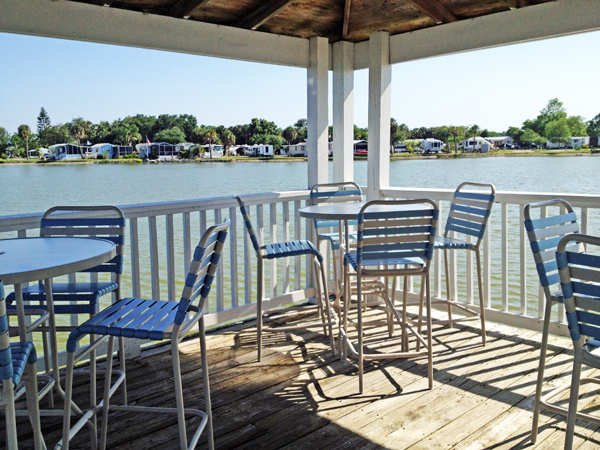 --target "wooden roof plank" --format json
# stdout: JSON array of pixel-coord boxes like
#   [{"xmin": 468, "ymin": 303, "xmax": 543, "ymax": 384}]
[
  {"xmin": 342, "ymin": 0, "xmax": 352, "ymax": 40},
  {"xmin": 236, "ymin": 0, "xmax": 295, "ymax": 30},
  {"xmin": 169, "ymin": 0, "xmax": 211, "ymax": 20},
  {"xmin": 406, "ymin": 0, "xmax": 457, "ymax": 24}
]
